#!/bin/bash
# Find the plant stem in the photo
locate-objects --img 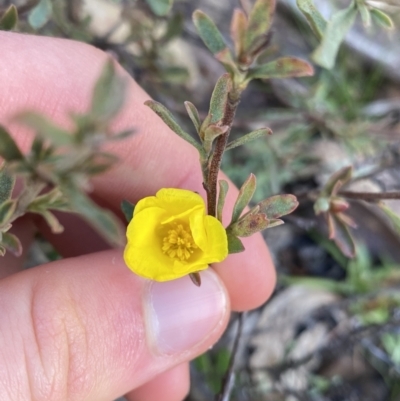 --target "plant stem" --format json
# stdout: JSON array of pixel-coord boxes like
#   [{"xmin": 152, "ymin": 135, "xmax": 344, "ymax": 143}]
[
  {"xmin": 339, "ymin": 191, "xmax": 400, "ymax": 201},
  {"xmin": 207, "ymin": 89, "xmax": 241, "ymax": 216}
]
